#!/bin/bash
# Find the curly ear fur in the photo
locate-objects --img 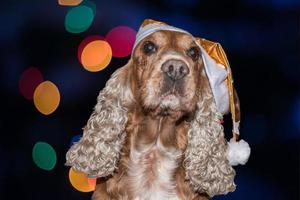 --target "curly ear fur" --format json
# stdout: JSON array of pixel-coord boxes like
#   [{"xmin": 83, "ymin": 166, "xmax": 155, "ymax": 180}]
[
  {"xmin": 184, "ymin": 70, "xmax": 236, "ymax": 197},
  {"xmin": 66, "ymin": 61, "xmax": 134, "ymax": 178}
]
